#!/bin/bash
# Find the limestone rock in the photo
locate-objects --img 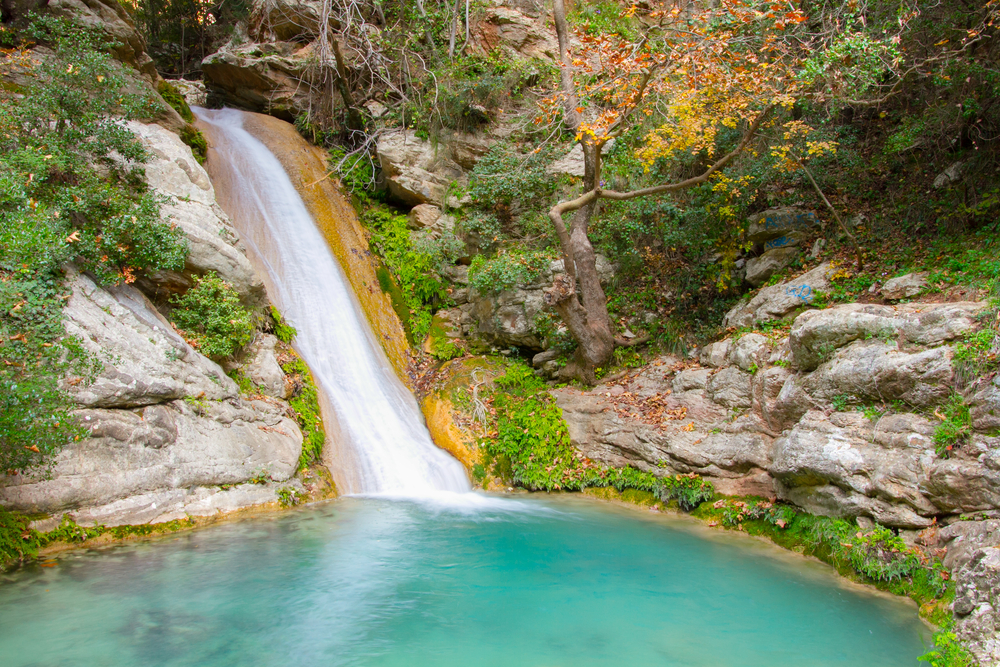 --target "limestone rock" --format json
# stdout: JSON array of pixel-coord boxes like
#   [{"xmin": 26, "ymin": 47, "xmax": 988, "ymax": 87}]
[
  {"xmin": 700, "ymin": 339, "xmax": 732, "ymax": 368},
  {"xmin": 723, "ymin": 263, "xmax": 836, "ymax": 329},
  {"xmin": 770, "ymin": 411, "xmax": 938, "ymax": 528},
  {"xmin": 471, "ymin": 1, "xmax": 560, "ymax": 60},
  {"xmin": 745, "ymin": 247, "xmax": 801, "ymax": 287},
  {"xmin": 789, "ymin": 302, "xmax": 981, "ymax": 371},
  {"xmin": 881, "ymin": 272, "xmax": 929, "ymax": 300},
  {"xmin": 746, "ymin": 207, "xmax": 819, "ymax": 246},
  {"xmin": 797, "ymin": 340, "xmax": 955, "ymax": 408},
  {"xmin": 202, "ymin": 39, "xmax": 316, "ymax": 119},
  {"xmin": 128, "ymin": 122, "xmax": 265, "ymax": 302},
  {"xmin": 172, "ymin": 79, "xmax": 208, "ymax": 107},
  {"xmin": 409, "ymin": 204, "xmax": 443, "ymax": 230},
  {"xmin": 246, "ymin": 334, "xmax": 290, "ymax": 398},
  {"xmin": 934, "ymin": 161, "xmax": 966, "ymax": 189},
  {"xmin": 61, "ymin": 272, "xmax": 236, "ymax": 408},
  {"xmin": 953, "ymin": 548, "xmax": 1000, "ymax": 666},
  {"xmin": 941, "ymin": 520, "xmax": 1000, "ymax": 572},
  {"xmin": 377, "ymin": 129, "xmax": 493, "ymax": 206},
  {"xmin": 972, "ymin": 376, "xmax": 1000, "ymax": 432},
  {"xmin": 672, "ymin": 368, "xmax": 712, "ymax": 393},
  {"xmin": 546, "ymin": 140, "xmax": 615, "ymax": 178},
  {"xmin": 730, "ymin": 333, "xmax": 769, "ymax": 372},
  {"xmin": 706, "ymin": 367, "xmax": 753, "ymax": 409},
  {"xmin": 0, "ymin": 398, "xmax": 302, "ymax": 515}
]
